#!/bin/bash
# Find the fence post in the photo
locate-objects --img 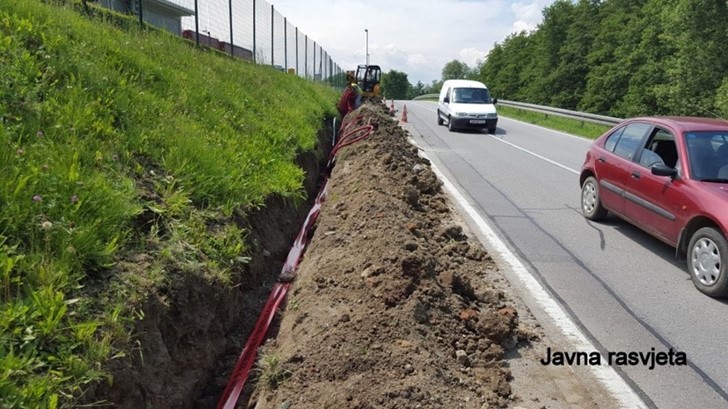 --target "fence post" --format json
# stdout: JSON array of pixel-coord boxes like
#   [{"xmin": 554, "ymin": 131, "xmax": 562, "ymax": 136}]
[
  {"xmin": 193, "ymin": 0, "xmax": 199, "ymax": 45},
  {"xmin": 137, "ymin": 0, "xmax": 143, "ymax": 28},
  {"xmin": 312, "ymin": 41, "xmax": 316, "ymax": 81},
  {"xmin": 252, "ymin": 0, "xmax": 257, "ymax": 63},
  {"xmin": 295, "ymin": 27, "xmax": 299, "ymax": 76},
  {"xmin": 284, "ymin": 18, "xmax": 287, "ymax": 71},
  {"xmin": 271, "ymin": 4, "xmax": 274, "ymax": 67},
  {"xmin": 228, "ymin": 0, "xmax": 233, "ymax": 57},
  {"xmin": 305, "ymin": 35, "xmax": 308, "ymax": 79}
]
